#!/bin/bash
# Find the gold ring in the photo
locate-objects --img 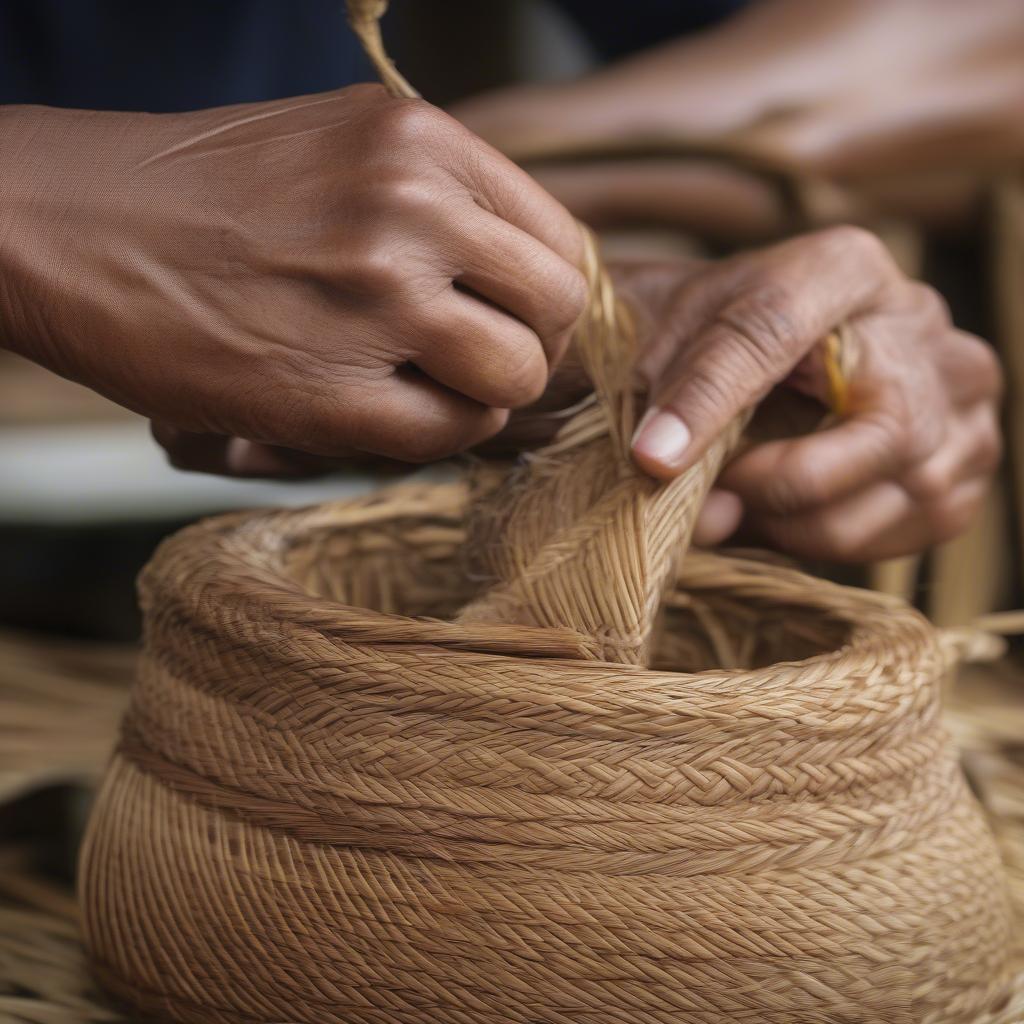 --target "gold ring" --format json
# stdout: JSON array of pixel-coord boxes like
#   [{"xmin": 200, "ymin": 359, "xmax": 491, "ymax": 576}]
[{"xmin": 822, "ymin": 324, "xmax": 854, "ymax": 417}]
